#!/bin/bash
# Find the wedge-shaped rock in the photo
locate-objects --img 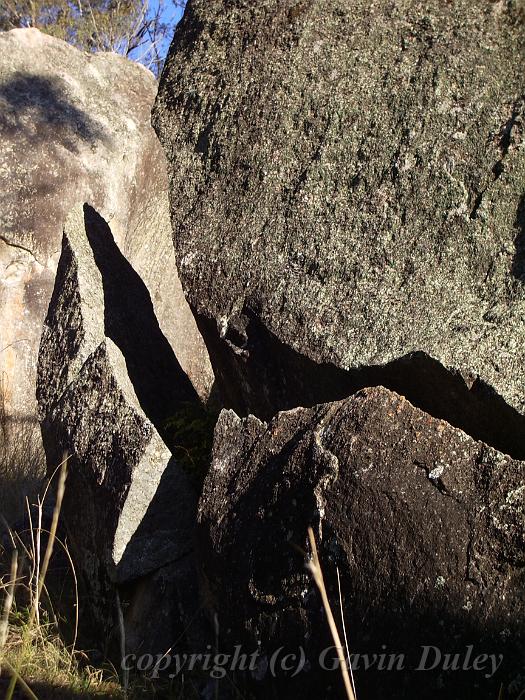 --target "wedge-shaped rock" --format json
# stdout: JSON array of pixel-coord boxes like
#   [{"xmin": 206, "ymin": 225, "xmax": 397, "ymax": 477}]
[
  {"xmin": 37, "ymin": 204, "xmax": 201, "ymax": 653},
  {"xmin": 199, "ymin": 386, "xmax": 525, "ymax": 699},
  {"xmin": 0, "ymin": 27, "xmax": 213, "ymax": 434},
  {"xmin": 42, "ymin": 339, "xmax": 171, "ymax": 573}
]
